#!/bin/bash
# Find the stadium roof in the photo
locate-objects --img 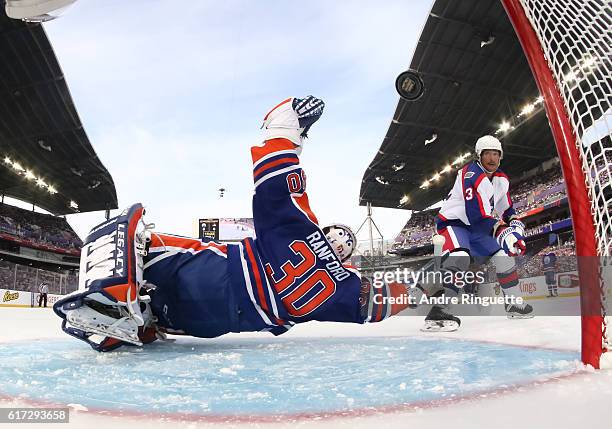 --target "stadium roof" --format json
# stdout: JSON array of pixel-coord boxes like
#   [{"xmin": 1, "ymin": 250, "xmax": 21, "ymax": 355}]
[
  {"xmin": 0, "ymin": 2, "xmax": 118, "ymax": 215},
  {"xmin": 359, "ymin": 0, "xmax": 556, "ymax": 211}
]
